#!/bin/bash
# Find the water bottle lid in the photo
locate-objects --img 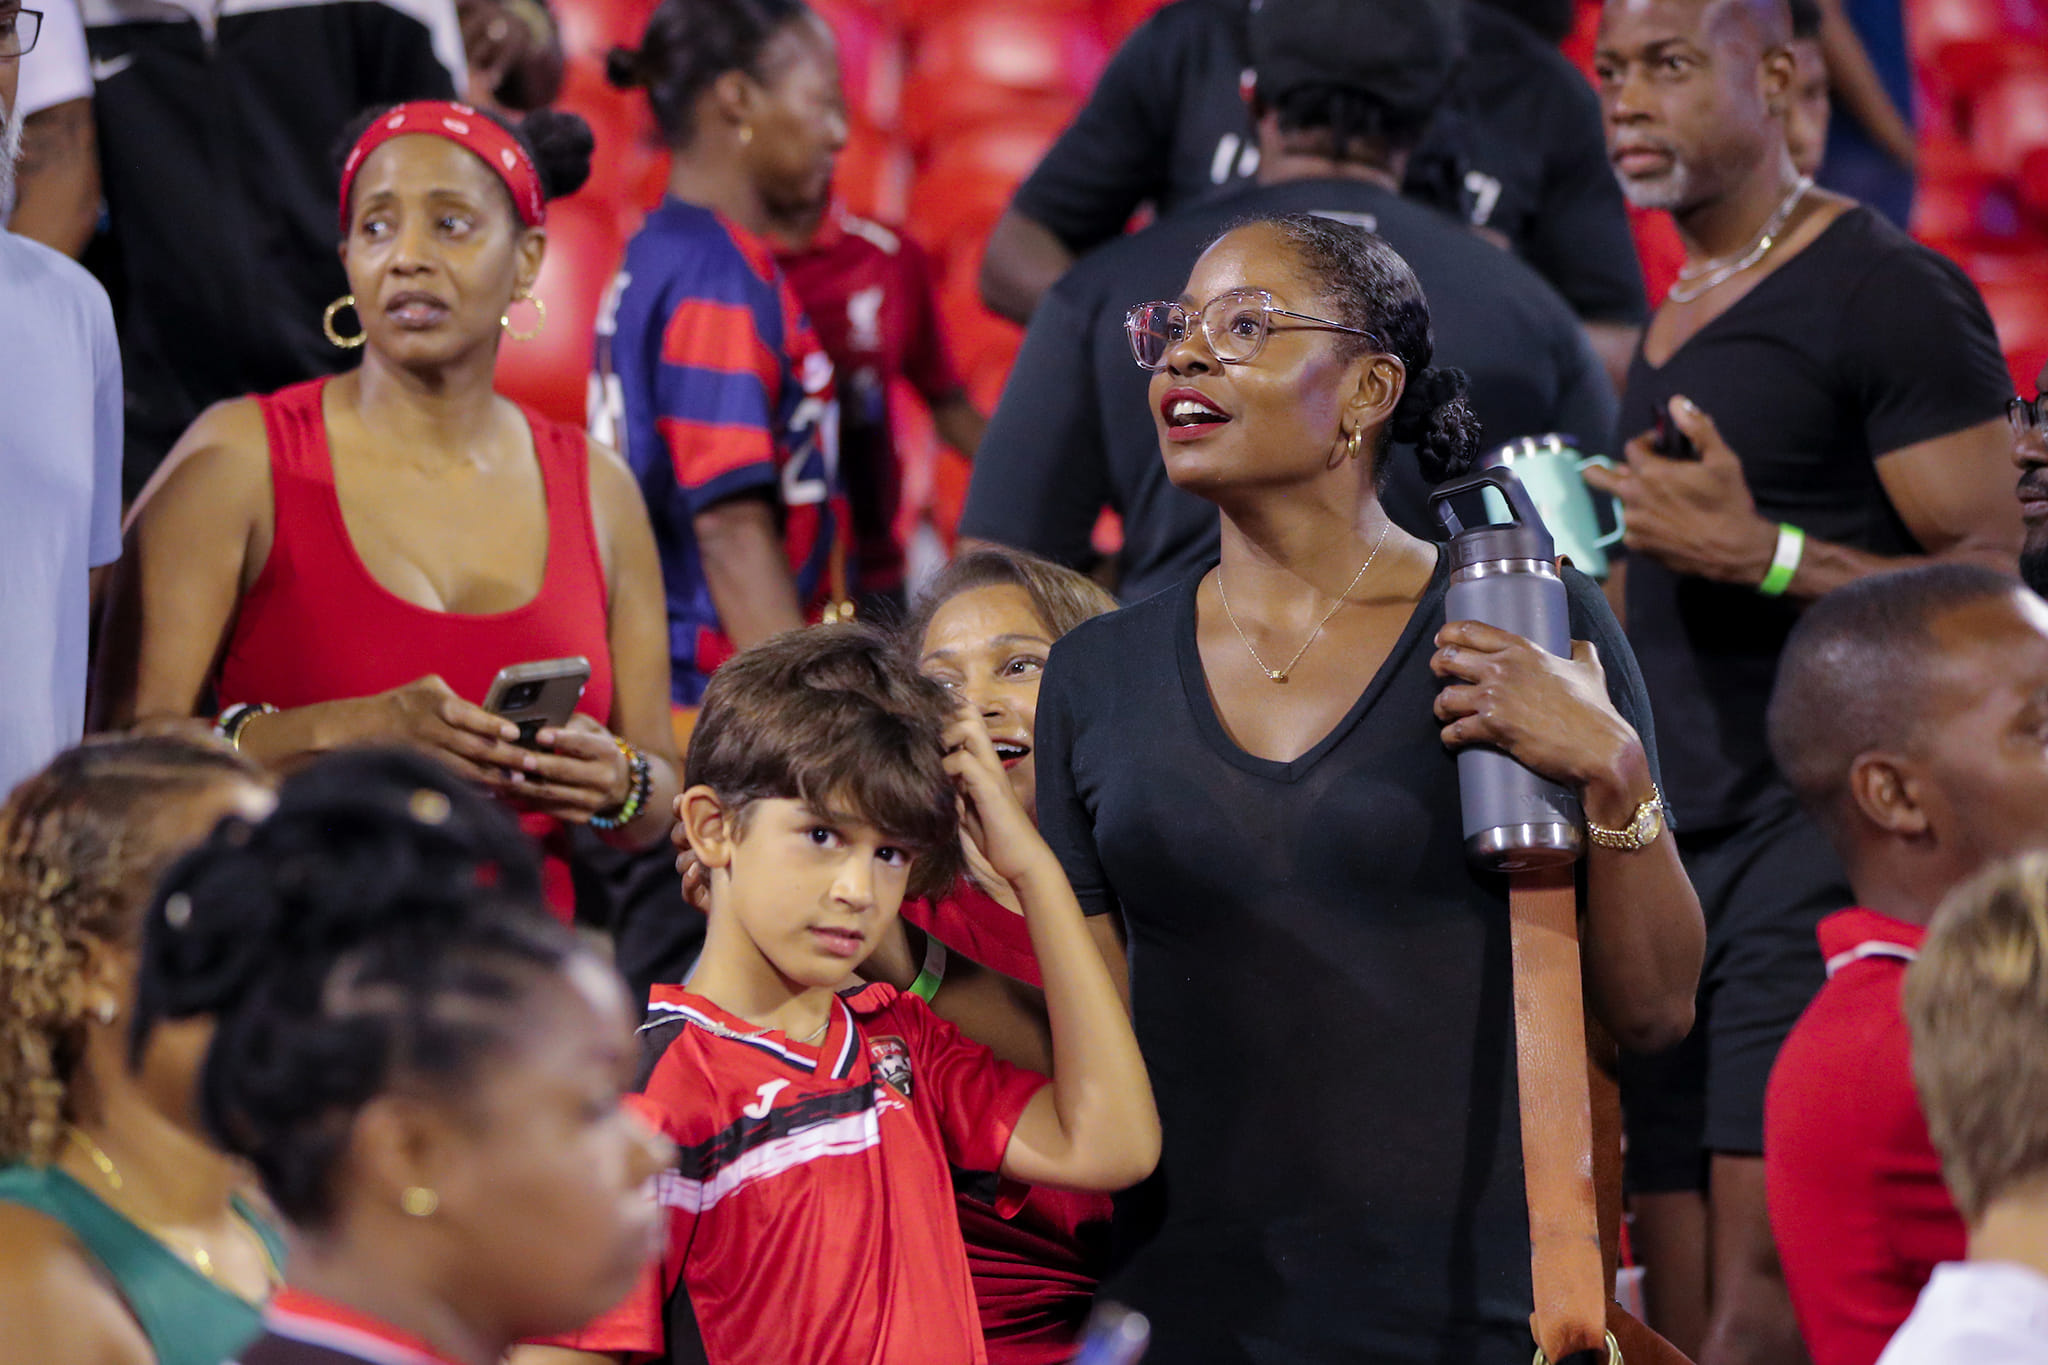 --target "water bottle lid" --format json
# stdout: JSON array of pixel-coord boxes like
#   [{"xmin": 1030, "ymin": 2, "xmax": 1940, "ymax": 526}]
[{"xmin": 1431, "ymin": 465, "xmax": 1557, "ymax": 568}]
